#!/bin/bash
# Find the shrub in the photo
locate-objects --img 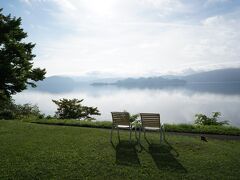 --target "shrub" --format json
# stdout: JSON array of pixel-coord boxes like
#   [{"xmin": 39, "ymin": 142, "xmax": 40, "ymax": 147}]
[
  {"xmin": 46, "ymin": 115, "xmax": 53, "ymax": 119},
  {"xmin": 195, "ymin": 112, "xmax": 228, "ymax": 126},
  {"xmin": 0, "ymin": 97, "xmax": 44, "ymax": 120},
  {"xmin": 129, "ymin": 113, "xmax": 139, "ymax": 122},
  {"xmin": 14, "ymin": 104, "xmax": 43, "ymax": 119},
  {"xmin": 123, "ymin": 110, "xmax": 139, "ymax": 122},
  {"xmin": 52, "ymin": 98, "xmax": 101, "ymax": 120},
  {"xmin": 0, "ymin": 109, "xmax": 15, "ymax": 119},
  {"xmin": 0, "ymin": 97, "xmax": 15, "ymax": 119}
]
